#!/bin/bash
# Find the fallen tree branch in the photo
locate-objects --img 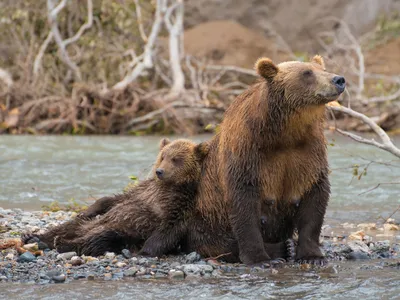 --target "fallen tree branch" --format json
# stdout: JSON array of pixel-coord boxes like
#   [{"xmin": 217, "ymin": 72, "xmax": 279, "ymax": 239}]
[{"xmin": 328, "ymin": 104, "xmax": 400, "ymax": 158}]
